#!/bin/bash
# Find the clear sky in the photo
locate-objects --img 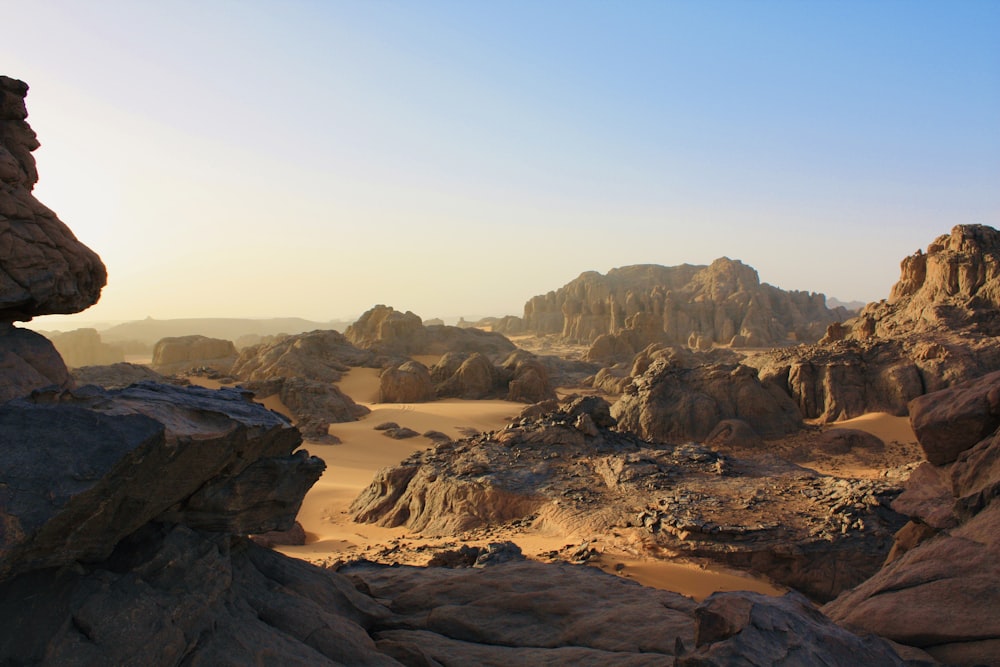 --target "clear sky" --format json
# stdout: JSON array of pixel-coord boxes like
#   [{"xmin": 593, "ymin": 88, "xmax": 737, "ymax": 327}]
[{"xmin": 6, "ymin": 0, "xmax": 999, "ymax": 328}]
